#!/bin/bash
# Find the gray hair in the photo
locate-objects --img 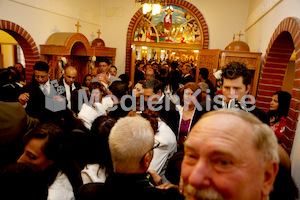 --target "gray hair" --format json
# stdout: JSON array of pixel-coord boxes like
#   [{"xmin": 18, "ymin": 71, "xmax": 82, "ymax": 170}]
[
  {"xmin": 200, "ymin": 109, "xmax": 279, "ymax": 165},
  {"xmin": 109, "ymin": 115, "xmax": 154, "ymax": 169}
]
